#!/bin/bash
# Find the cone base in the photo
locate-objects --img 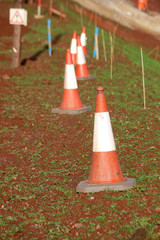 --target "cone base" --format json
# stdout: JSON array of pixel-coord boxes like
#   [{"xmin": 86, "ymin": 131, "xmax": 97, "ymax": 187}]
[
  {"xmin": 51, "ymin": 106, "xmax": 92, "ymax": 115},
  {"xmin": 34, "ymin": 15, "xmax": 44, "ymax": 19},
  {"xmin": 76, "ymin": 178, "xmax": 136, "ymax": 193},
  {"xmin": 77, "ymin": 75, "xmax": 96, "ymax": 81}
]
